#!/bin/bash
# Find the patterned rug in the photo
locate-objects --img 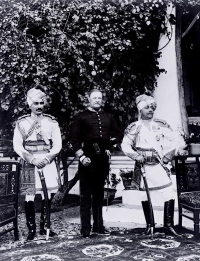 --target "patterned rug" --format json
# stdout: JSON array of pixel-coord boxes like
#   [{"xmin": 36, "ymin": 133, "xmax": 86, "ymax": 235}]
[{"xmin": 0, "ymin": 209, "xmax": 200, "ymax": 261}]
